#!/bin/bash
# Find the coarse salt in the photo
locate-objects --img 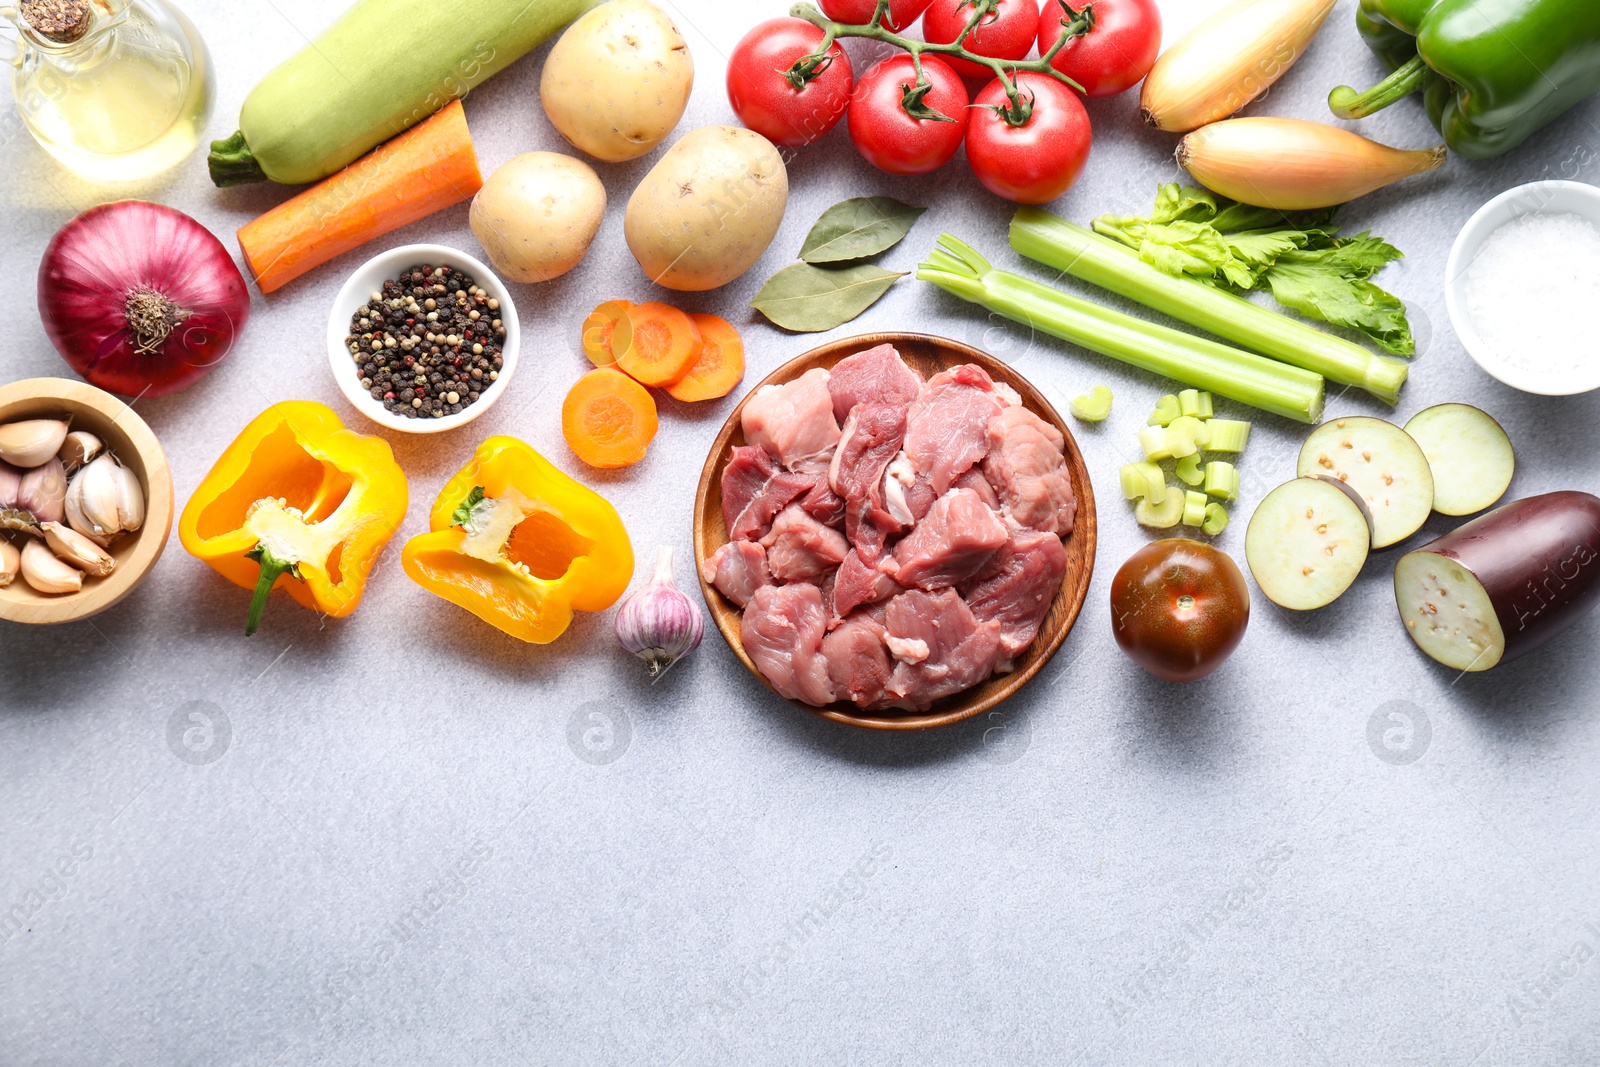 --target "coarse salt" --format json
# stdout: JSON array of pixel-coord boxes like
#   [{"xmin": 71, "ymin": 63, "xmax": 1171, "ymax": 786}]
[{"xmin": 1463, "ymin": 212, "xmax": 1600, "ymax": 380}]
